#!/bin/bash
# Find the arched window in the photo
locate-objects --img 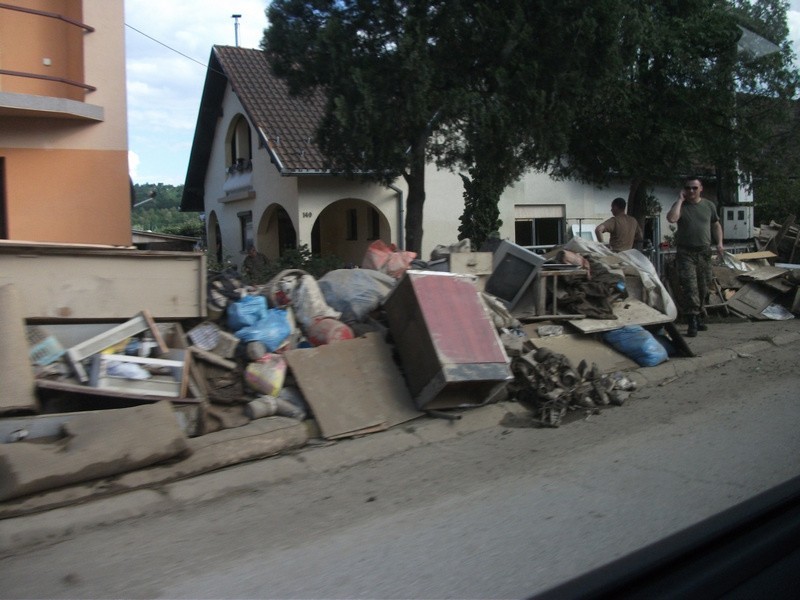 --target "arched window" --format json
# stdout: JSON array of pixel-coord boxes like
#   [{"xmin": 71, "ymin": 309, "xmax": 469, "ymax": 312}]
[{"xmin": 225, "ymin": 115, "xmax": 252, "ymax": 173}]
